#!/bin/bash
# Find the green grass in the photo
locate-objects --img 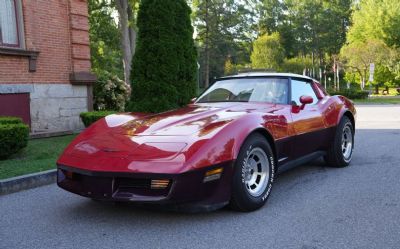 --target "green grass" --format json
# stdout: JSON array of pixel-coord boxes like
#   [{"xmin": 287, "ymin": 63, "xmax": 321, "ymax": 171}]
[
  {"xmin": 370, "ymin": 87, "xmax": 399, "ymax": 97},
  {"xmin": 354, "ymin": 97, "xmax": 400, "ymax": 104},
  {"xmin": 0, "ymin": 135, "xmax": 76, "ymax": 180}
]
